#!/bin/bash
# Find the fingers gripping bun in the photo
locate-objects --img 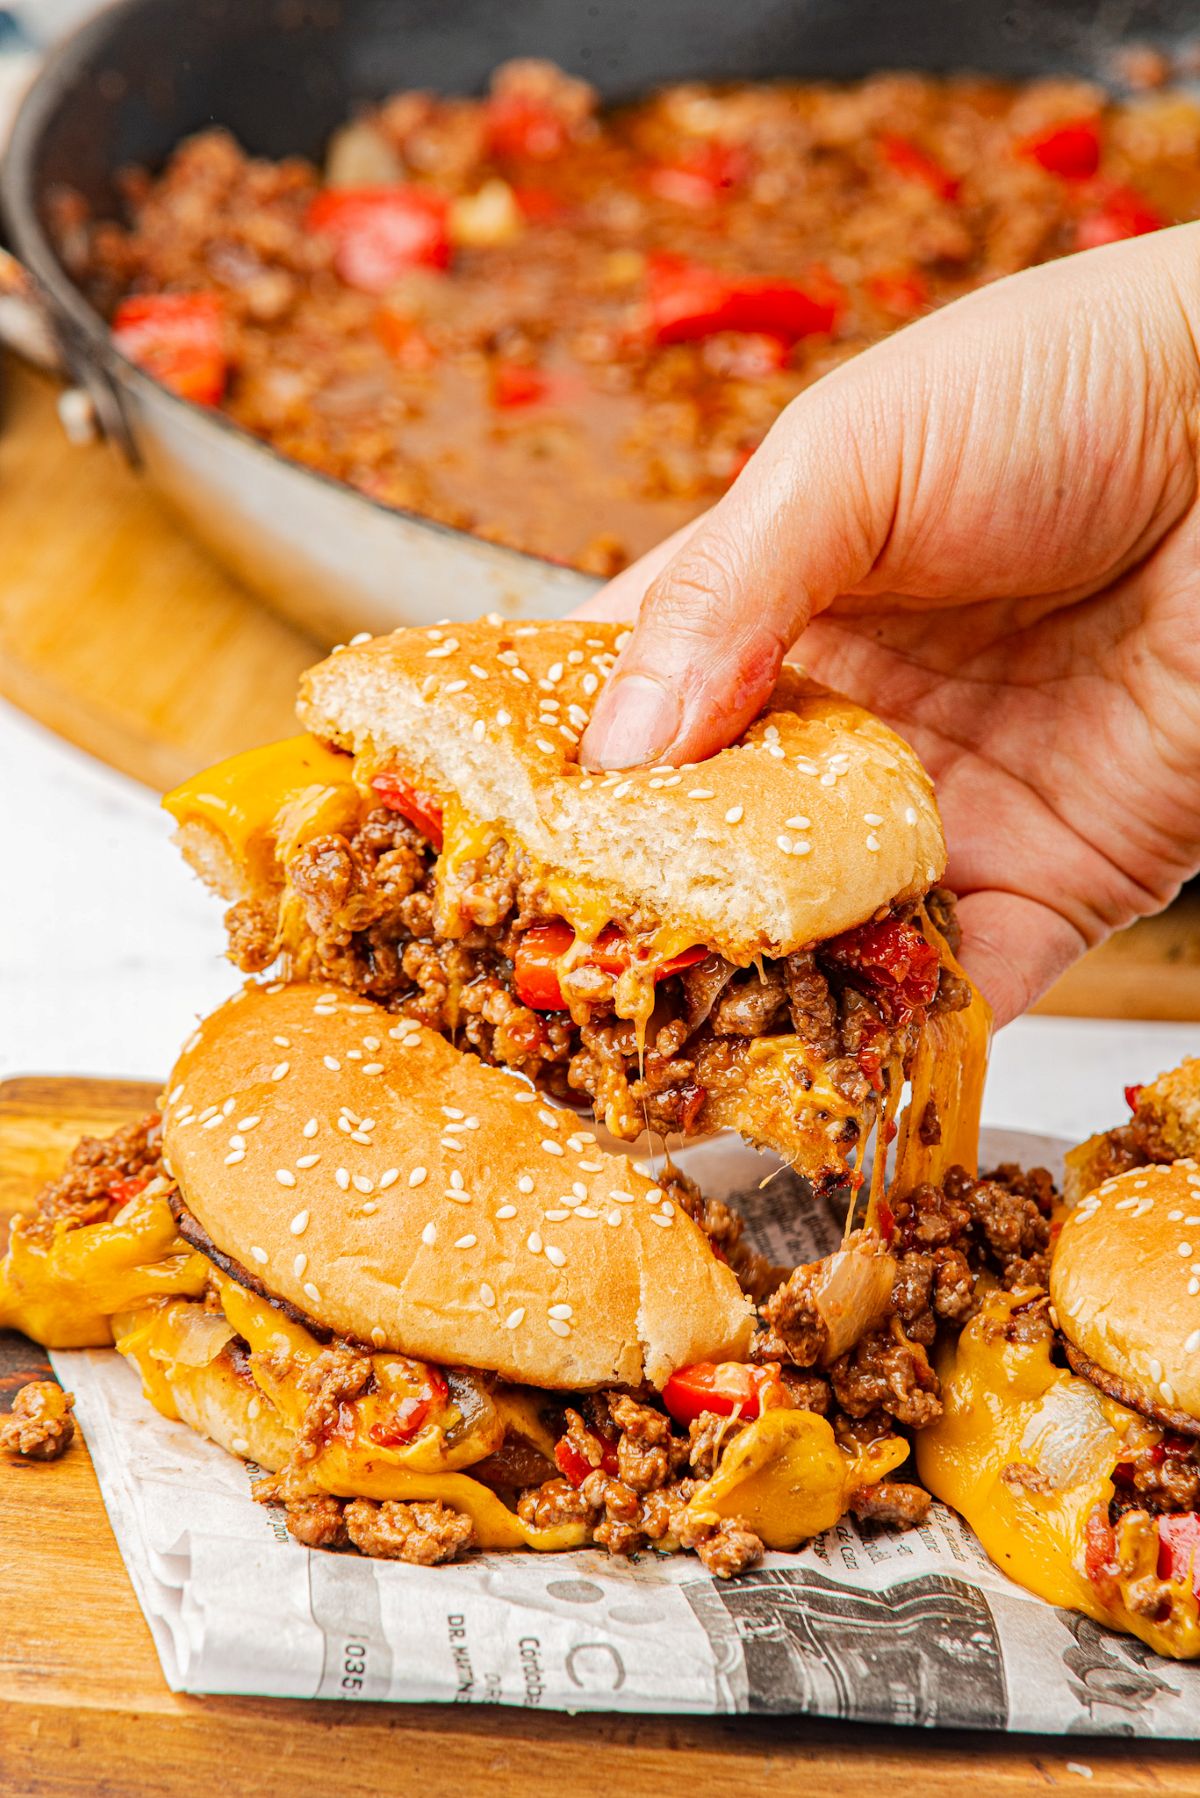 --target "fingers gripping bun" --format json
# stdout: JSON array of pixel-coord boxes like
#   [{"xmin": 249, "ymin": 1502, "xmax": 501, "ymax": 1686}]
[{"xmin": 298, "ymin": 619, "xmax": 945, "ymax": 961}]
